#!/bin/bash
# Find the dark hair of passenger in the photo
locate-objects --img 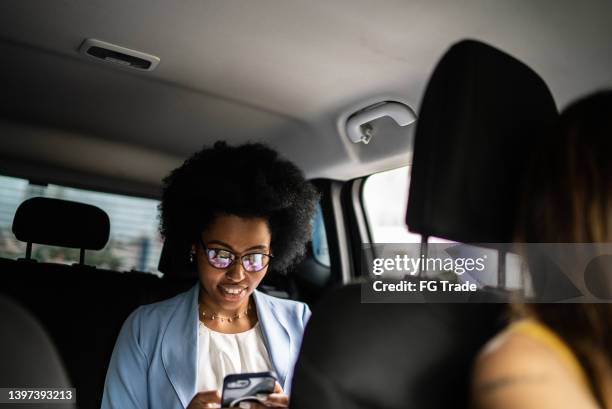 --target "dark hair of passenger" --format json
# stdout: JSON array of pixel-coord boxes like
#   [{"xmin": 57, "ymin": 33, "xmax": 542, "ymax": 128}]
[
  {"xmin": 159, "ymin": 141, "xmax": 320, "ymax": 273},
  {"xmin": 515, "ymin": 90, "xmax": 612, "ymax": 408}
]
